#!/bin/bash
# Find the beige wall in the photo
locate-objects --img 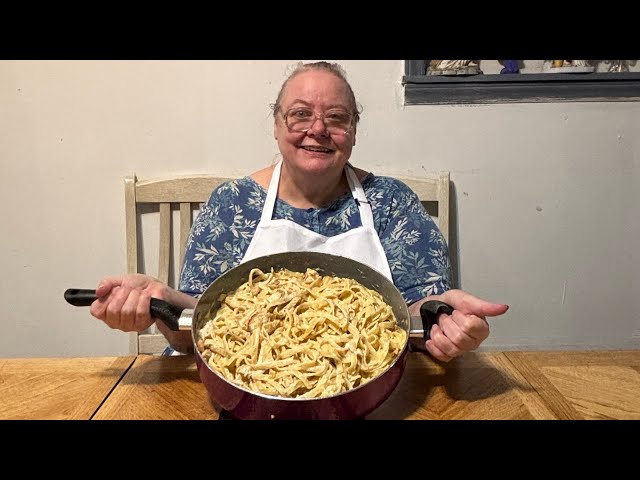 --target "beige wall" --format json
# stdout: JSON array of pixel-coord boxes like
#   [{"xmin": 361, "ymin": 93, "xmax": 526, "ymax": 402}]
[{"xmin": 1, "ymin": 60, "xmax": 638, "ymax": 357}]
